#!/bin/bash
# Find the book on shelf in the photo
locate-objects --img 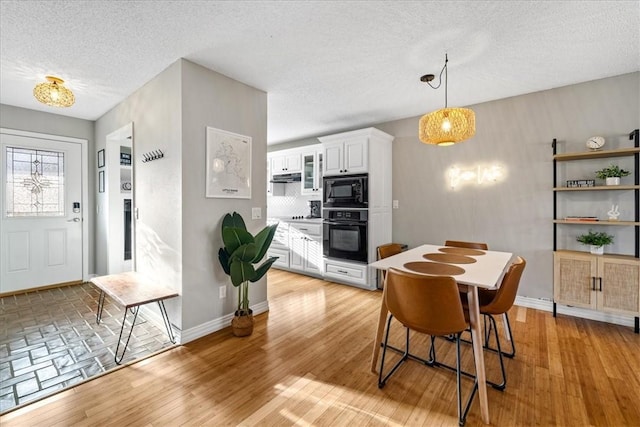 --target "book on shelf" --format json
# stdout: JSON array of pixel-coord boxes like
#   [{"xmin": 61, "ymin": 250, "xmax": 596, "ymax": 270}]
[{"xmin": 564, "ymin": 216, "xmax": 599, "ymax": 221}]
